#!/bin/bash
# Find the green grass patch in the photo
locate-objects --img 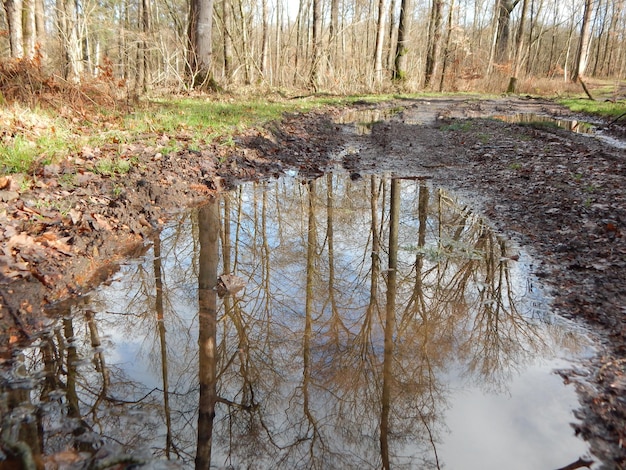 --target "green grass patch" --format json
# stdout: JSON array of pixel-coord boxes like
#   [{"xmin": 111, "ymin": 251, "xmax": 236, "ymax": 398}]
[
  {"xmin": 558, "ymin": 98, "xmax": 626, "ymax": 118},
  {"xmin": 93, "ymin": 157, "xmax": 133, "ymax": 176}
]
